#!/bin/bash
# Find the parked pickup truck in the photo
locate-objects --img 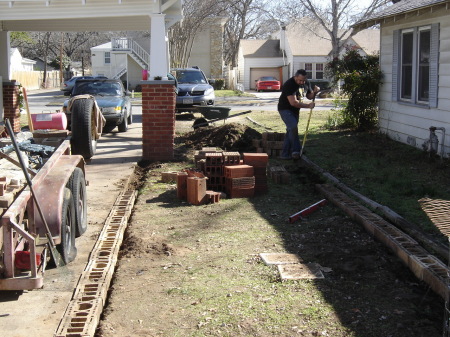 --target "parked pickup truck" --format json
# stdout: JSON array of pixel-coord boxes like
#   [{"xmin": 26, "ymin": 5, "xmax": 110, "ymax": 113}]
[{"xmin": 0, "ymin": 95, "xmax": 104, "ymax": 290}]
